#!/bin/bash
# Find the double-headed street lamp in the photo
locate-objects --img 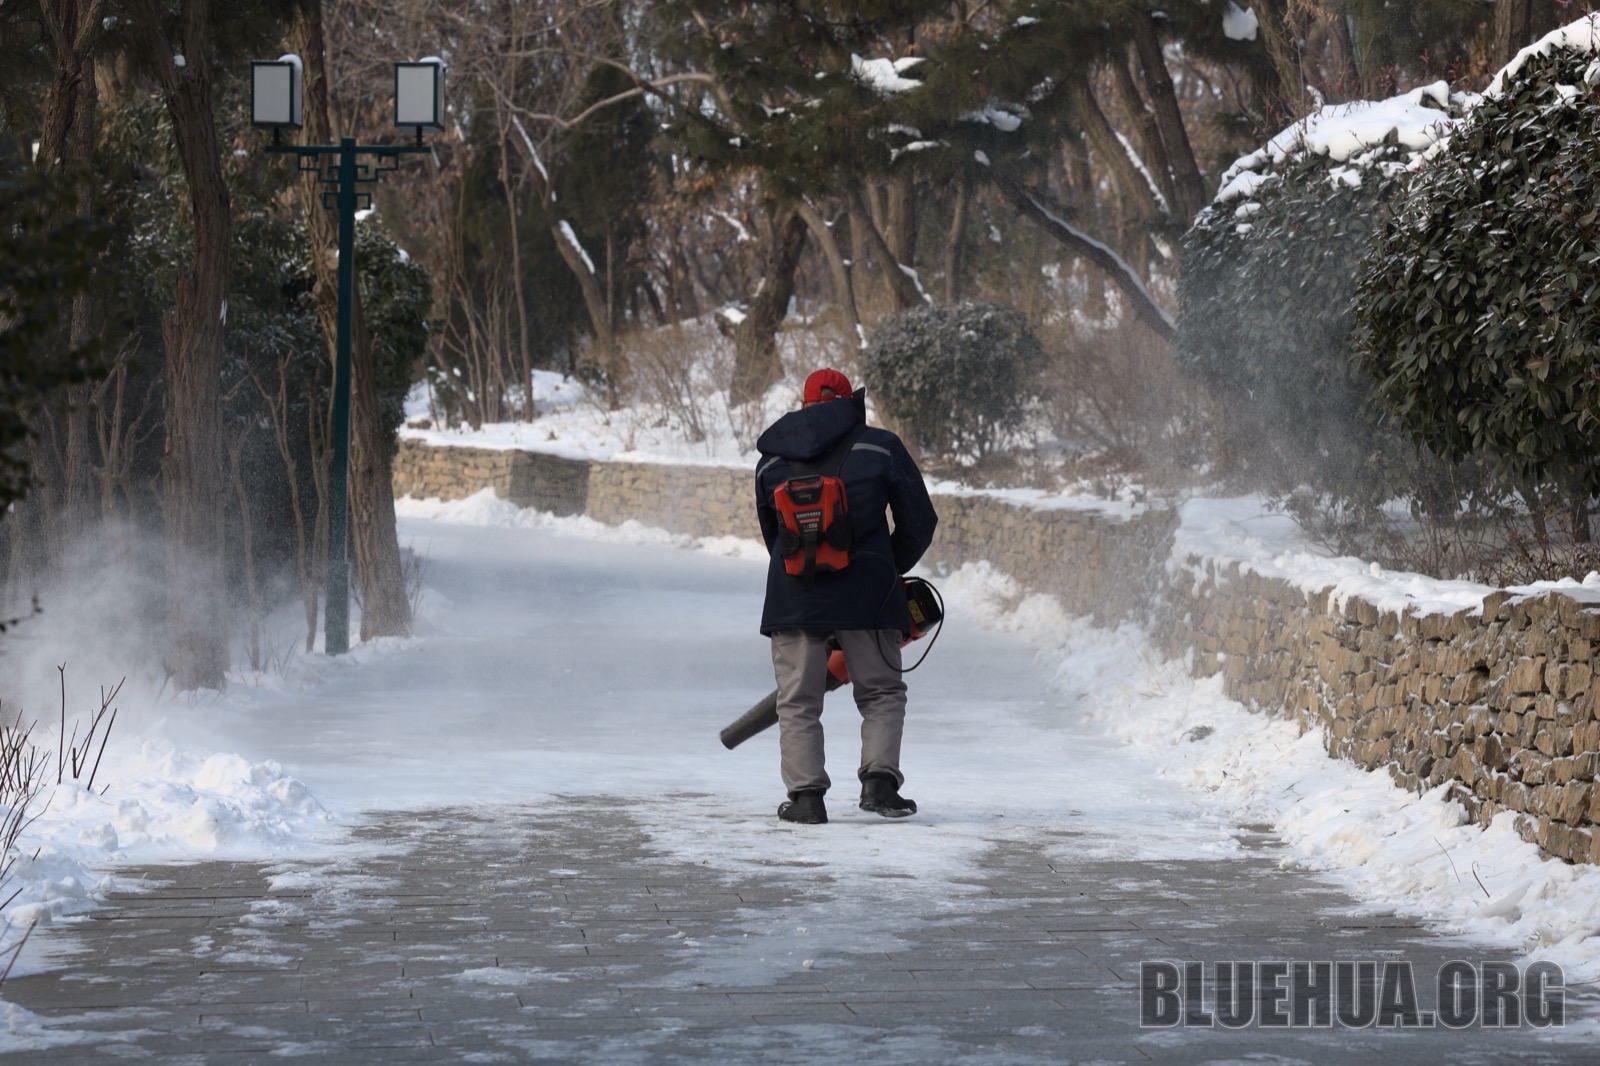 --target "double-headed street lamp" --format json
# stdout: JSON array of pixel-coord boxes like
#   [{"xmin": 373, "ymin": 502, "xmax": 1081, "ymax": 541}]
[{"xmin": 251, "ymin": 55, "xmax": 443, "ymax": 655}]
